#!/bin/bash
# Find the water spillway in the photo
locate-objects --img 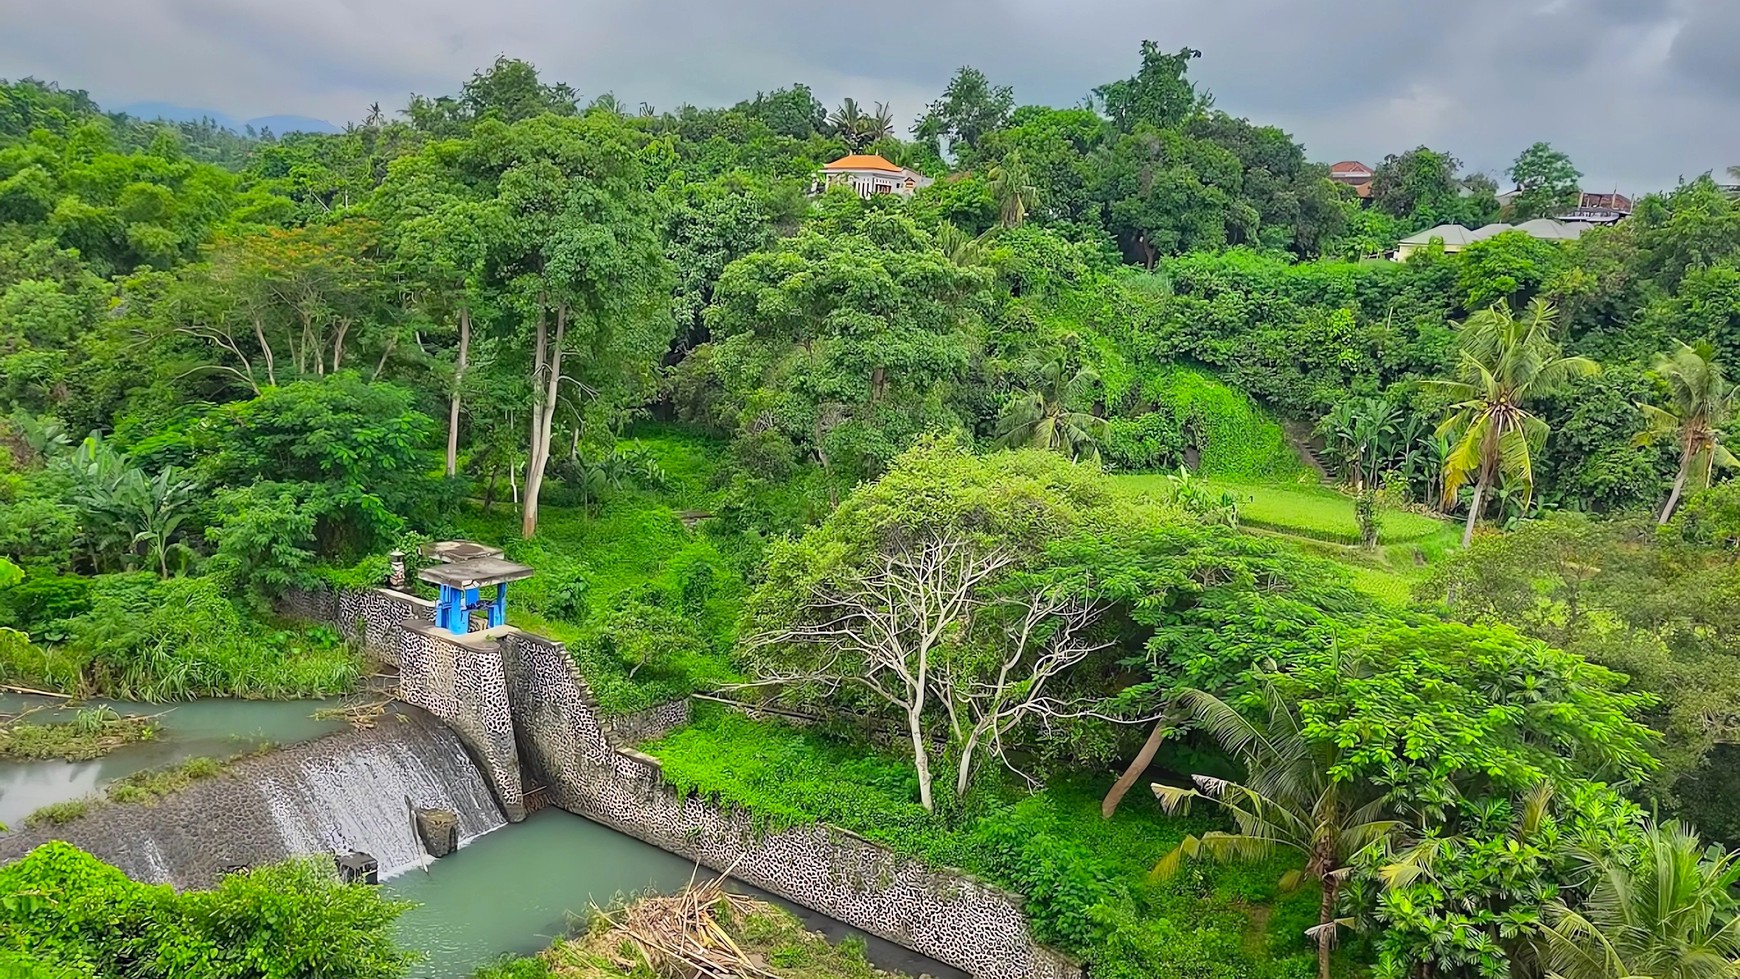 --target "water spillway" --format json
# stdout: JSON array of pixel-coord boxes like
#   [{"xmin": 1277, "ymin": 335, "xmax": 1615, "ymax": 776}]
[{"xmin": 0, "ymin": 708, "xmax": 506, "ymax": 887}]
